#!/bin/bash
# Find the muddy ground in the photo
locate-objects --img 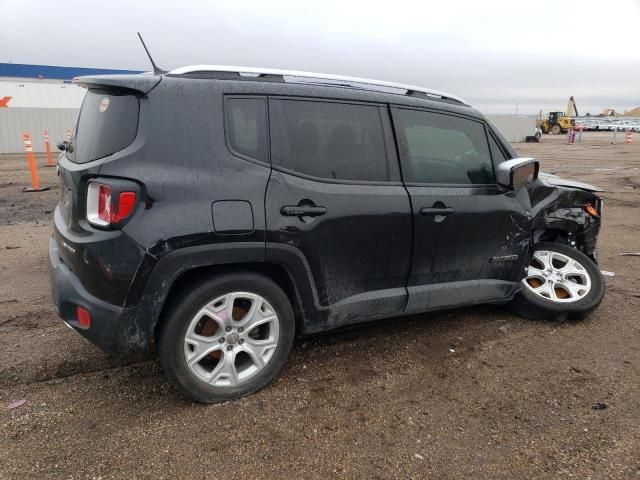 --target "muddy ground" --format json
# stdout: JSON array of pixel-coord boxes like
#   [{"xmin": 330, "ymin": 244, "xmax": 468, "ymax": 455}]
[{"xmin": 1, "ymin": 133, "xmax": 639, "ymax": 479}]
